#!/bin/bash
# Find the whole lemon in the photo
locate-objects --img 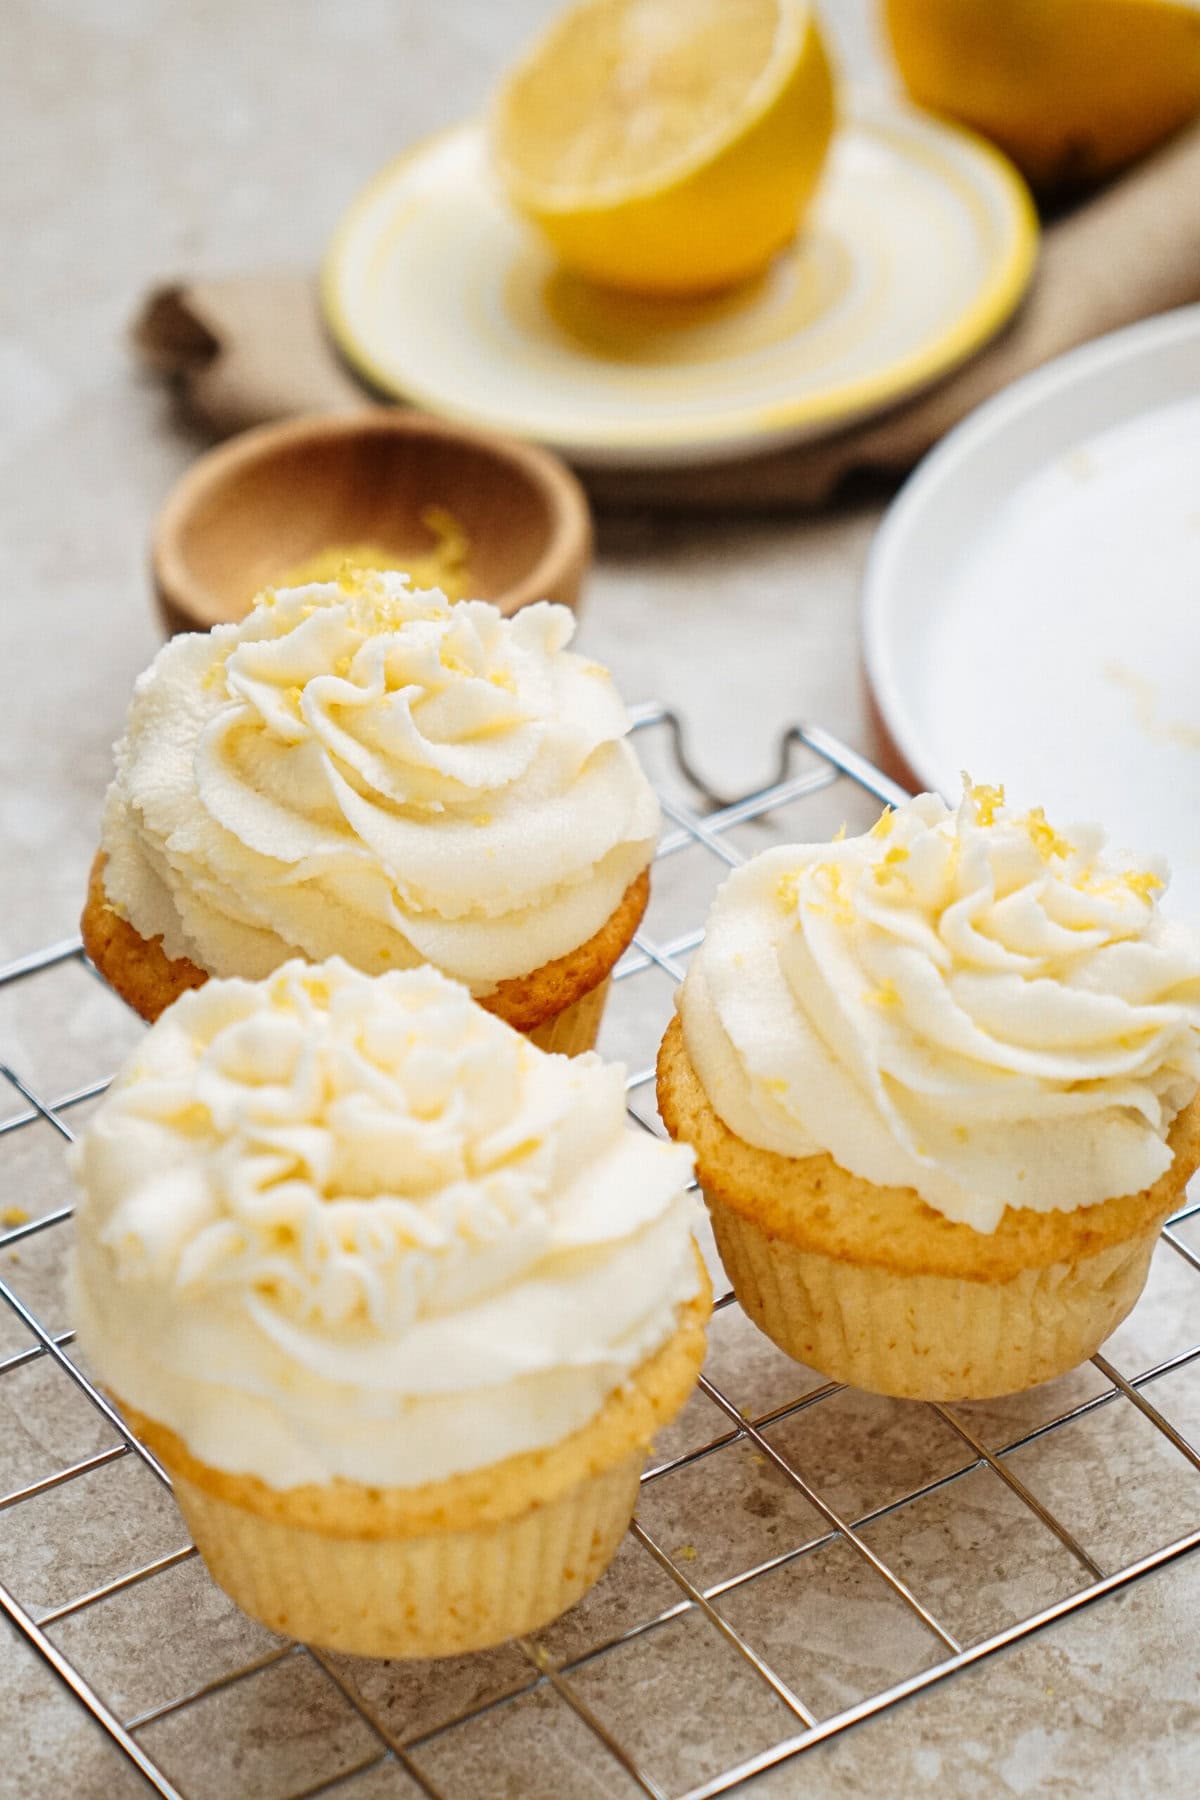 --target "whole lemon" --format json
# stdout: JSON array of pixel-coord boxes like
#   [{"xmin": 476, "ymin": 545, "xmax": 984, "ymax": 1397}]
[
  {"xmin": 883, "ymin": 0, "xmax": 1200, "ymax": 191},
  {"xmin": 491, "ymin": 0, "xmax": 837, "ymax": 296}
]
